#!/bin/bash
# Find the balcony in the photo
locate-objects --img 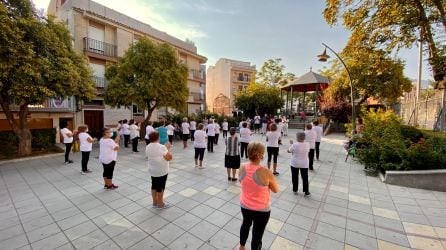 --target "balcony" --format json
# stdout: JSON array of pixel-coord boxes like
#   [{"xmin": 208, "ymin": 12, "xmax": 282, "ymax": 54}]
[
  {"xmin": 189, "ymin": 69, "xmax": 205, "ymax": 81},
  {"xmin": 11, "ymin": 98, "xmax": 76, "ymax": 112},
  {"xmin": 83, "ymin": 37, "xmax": 117, "ymax": 59},
  {"xmin": 232, "ymin": 76, "xmax": 251, "ymax": 83},
  {"xmin": 93, "ymin": 76, "xmax": 107, "ymax": 88},
  {"xmin": 188, "ymin": 92, "xmax": 205, "ymax": 103}
]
